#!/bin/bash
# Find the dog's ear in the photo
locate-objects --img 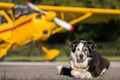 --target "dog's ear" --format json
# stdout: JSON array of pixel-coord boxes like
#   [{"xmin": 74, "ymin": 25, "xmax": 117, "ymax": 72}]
[
  {"xmin": 70, "ymin": 40, "xmax": 79, "ymax": 52},
  {"xmin": 87, "ymin": 41, "xmax": 95, "ymax": 50}
]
